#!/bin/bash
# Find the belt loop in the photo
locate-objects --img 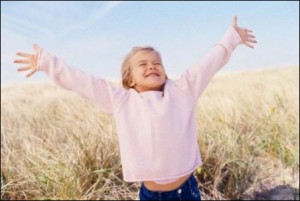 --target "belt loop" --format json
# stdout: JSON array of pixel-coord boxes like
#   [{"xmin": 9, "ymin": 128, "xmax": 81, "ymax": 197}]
[
  {"xmin": 158, "ymin": 192, "xmax": 162, "ymax": 200},
  {"xmin": 188, "ymin": 174, "xmax": 192, "ymax": 188}
]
